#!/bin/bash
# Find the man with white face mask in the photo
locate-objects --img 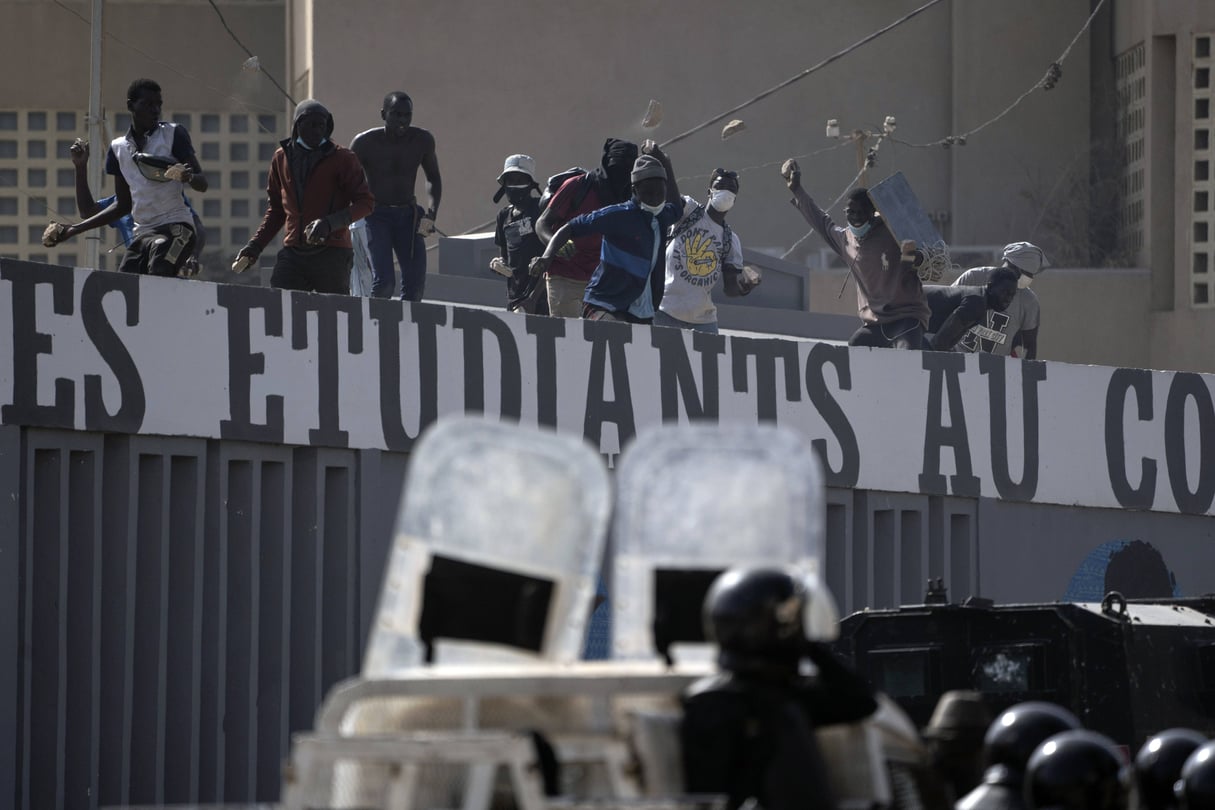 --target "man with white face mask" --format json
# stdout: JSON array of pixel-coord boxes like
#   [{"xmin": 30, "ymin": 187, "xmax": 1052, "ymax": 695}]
[
  {"xmin": 654, "ymin": 169, "xmax": 758, "ymax": 334},
  {"xmin": 952, "ymin": 241, "xmax": 1050, "ymax": 359},
  {"xmin": 530, "ymin": 142, "xmax": 684, "ymax": 324},
  {"xmin": 781, "ymin": 158, "xmax": 929, "ymax": 349}
]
